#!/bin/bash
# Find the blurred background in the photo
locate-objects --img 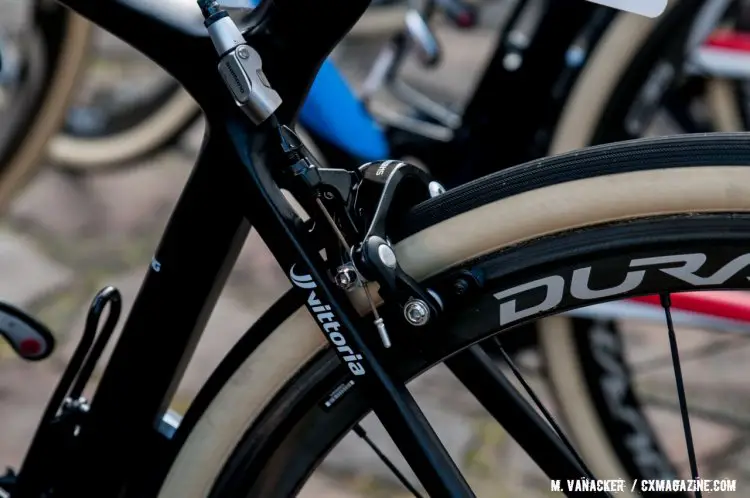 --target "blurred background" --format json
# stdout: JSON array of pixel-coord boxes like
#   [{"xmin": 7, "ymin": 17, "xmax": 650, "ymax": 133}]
[{"xmin": 1, "ymin": 0, "xmax": 750, "ymax": 496}]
